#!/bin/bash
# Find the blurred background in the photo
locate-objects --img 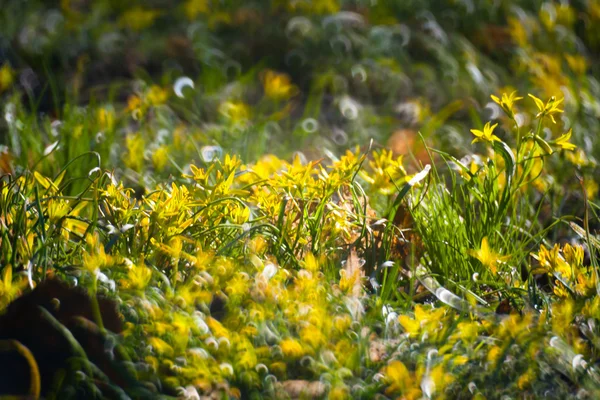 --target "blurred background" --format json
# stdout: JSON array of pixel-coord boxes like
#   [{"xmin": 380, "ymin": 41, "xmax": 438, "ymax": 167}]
[{"xmin": 1, "ymin": 1, "xmax": 598, "ymax": 187}]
